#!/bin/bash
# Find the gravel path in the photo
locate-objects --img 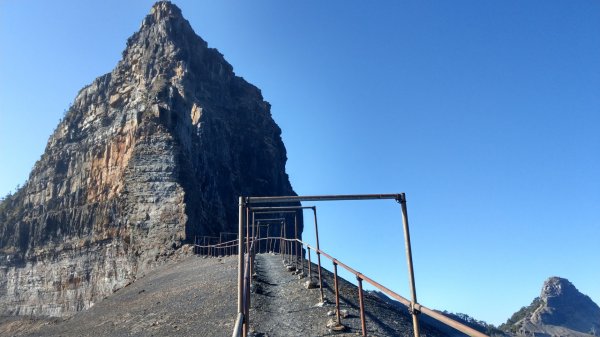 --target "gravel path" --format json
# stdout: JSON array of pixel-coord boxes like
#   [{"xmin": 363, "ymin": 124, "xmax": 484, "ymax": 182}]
[
  {"xmin": 250, "ymin": 253, "xmax": 447, "ymax": 337},
  {"xmin": 250, "ymin": 253, "xmax": 331, "ymax": 336}
]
